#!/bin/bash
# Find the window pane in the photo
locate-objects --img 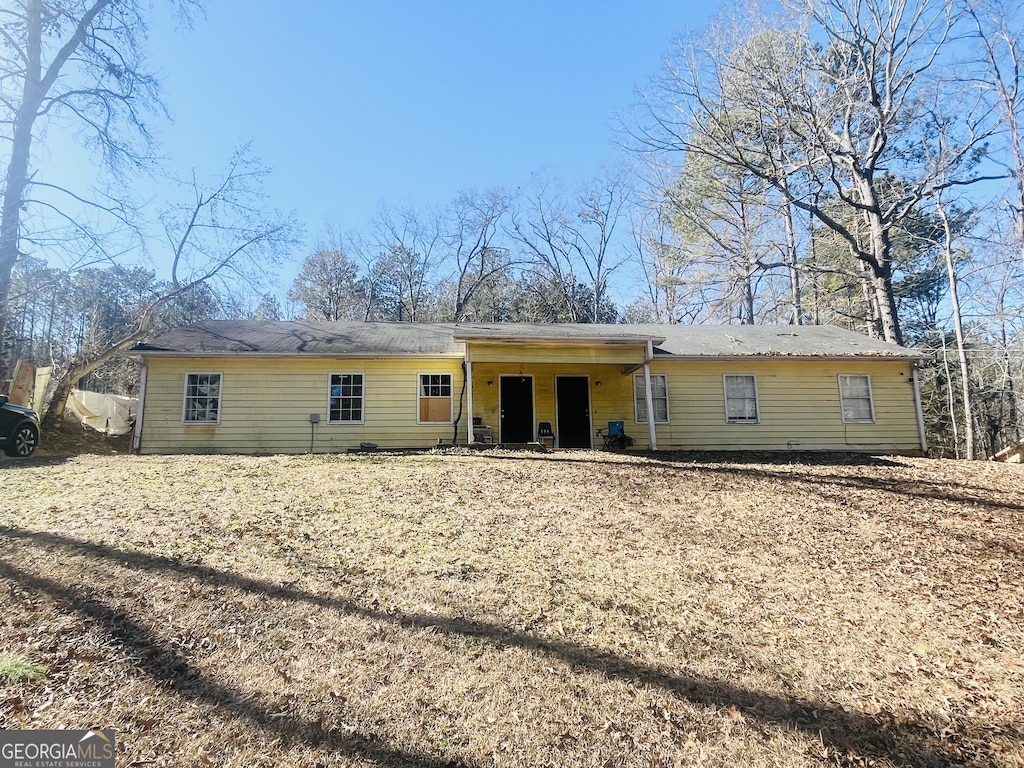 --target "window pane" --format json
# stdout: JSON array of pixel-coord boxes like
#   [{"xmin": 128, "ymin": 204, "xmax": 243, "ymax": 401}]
[
  {"xmin": 654, "ymin": 398, "xmax": 669, "ymax": 423},
  {"xmin": 634, "ymin": 374, "xmax": 668, "ymax": 424}
]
